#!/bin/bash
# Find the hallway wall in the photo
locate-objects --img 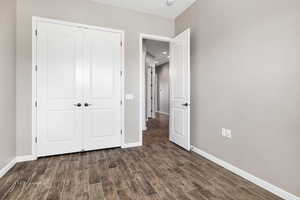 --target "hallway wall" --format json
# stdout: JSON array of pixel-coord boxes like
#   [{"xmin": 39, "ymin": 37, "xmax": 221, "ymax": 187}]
[{"xmin": 156, "ymin": 63, "xmax": 169, "ymax": 114}]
